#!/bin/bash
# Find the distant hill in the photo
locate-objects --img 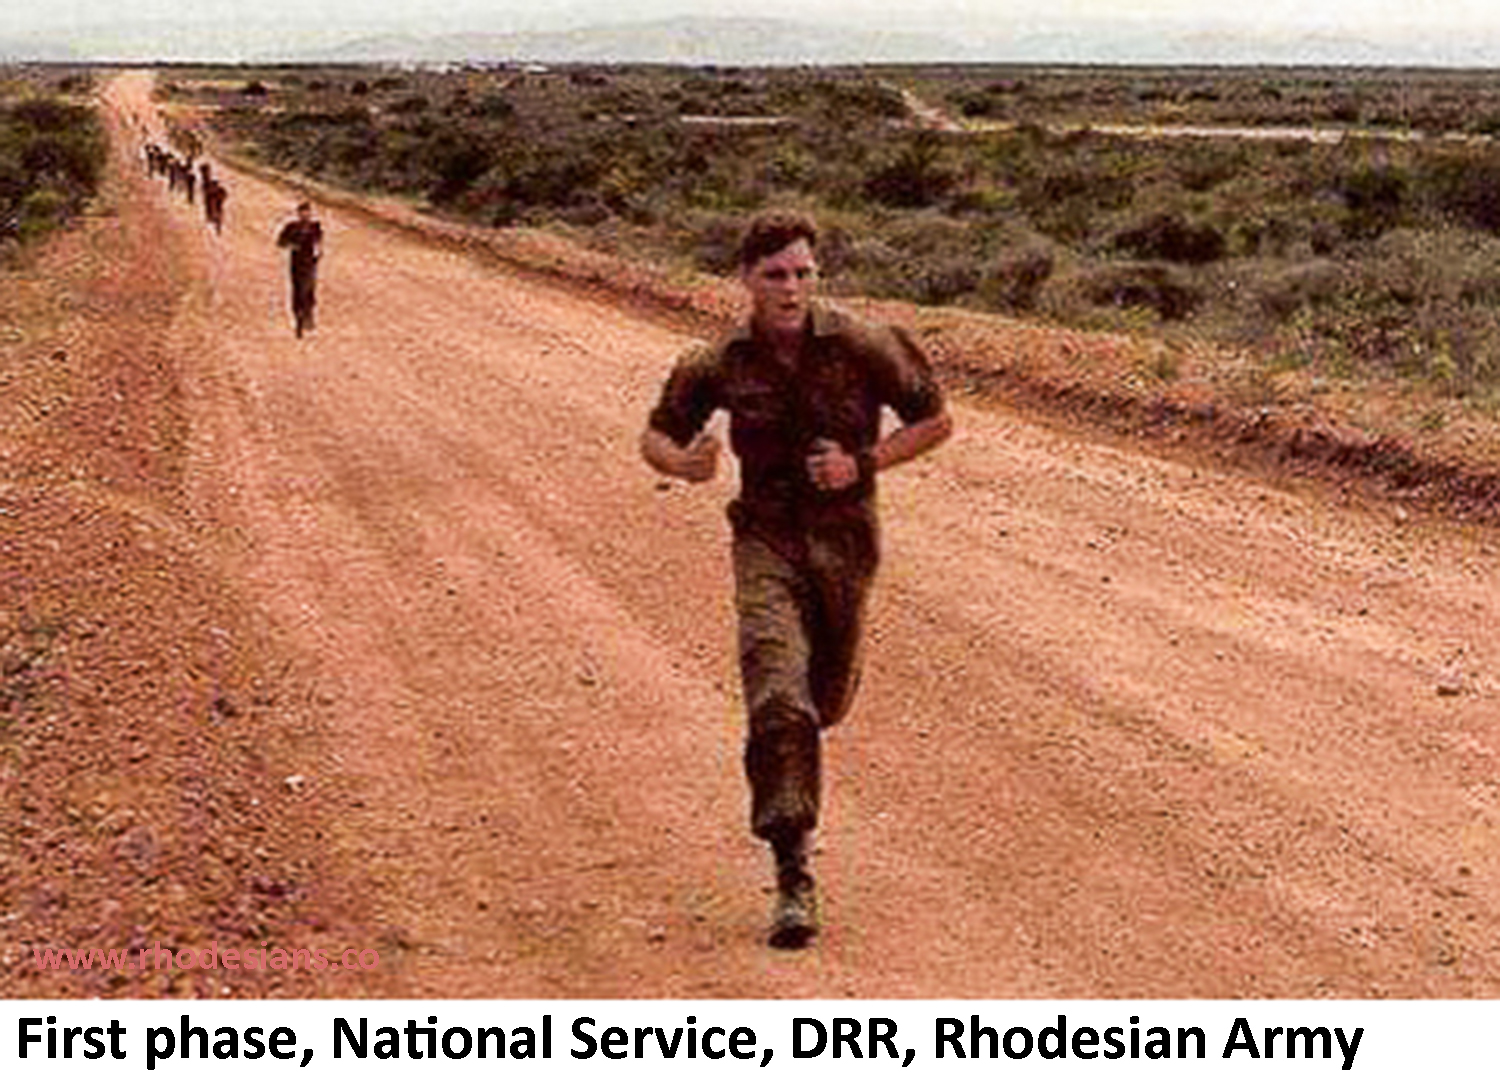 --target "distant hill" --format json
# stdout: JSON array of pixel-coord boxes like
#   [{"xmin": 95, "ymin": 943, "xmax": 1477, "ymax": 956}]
[
  {"xmin": 4, "ymin": 13, "xmax": 1500, "ymax": 67},
  {"xmin": 316, "ymin": 17, "xmax": 978, "ymax": 66},
  {"xmin": 1003, "ymin": 26, "xmax": 1500, "ymax": 67},
  {"xmin": 309, "ymin": 17, "xmax": 1500, "ymax": 68}
]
